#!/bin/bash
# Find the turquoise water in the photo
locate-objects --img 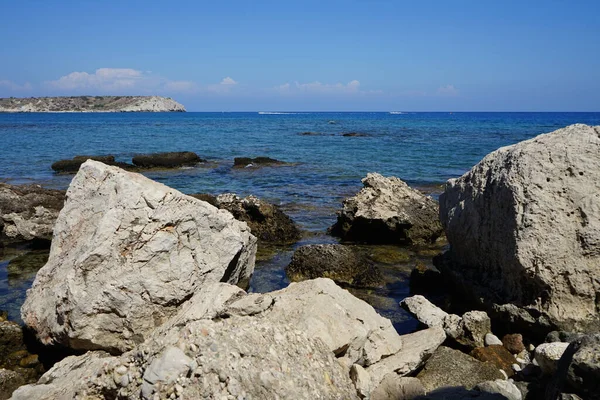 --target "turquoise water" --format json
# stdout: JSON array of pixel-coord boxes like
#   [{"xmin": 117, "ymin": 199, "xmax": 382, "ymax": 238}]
[{"xmin": 1, "ymin": 112, "xmax": 600, "ymax": 330}]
